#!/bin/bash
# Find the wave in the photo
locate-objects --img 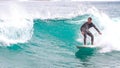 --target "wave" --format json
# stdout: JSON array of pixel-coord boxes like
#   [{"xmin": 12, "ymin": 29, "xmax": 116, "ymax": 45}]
[
  {"xmin": 34, "ymin": 8, "xmax": 120, "ymax": 53},
  {"xmin": 0, "ymin": 2, "xmax": 93, "ymax": 46},
  {"xmin": 0, "ymin": 2, "xmax": 120, "ymax": 53}
]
